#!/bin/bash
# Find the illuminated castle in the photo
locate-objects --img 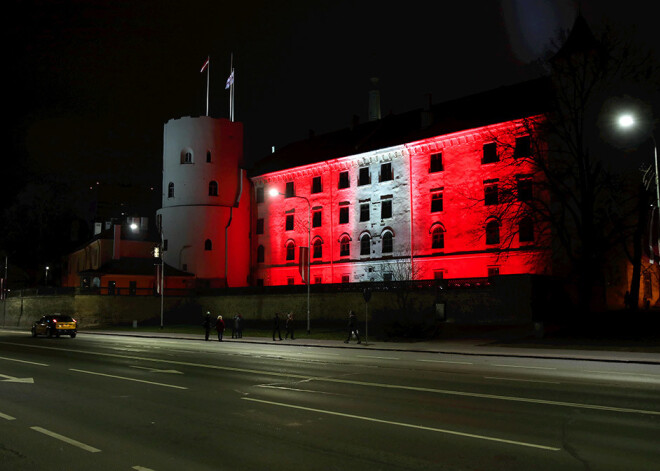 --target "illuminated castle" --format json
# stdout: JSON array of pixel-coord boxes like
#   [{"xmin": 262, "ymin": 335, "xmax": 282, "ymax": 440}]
[{"xmin": 159, "ymin": 78, "xmax": 552, "ymax": 287}]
